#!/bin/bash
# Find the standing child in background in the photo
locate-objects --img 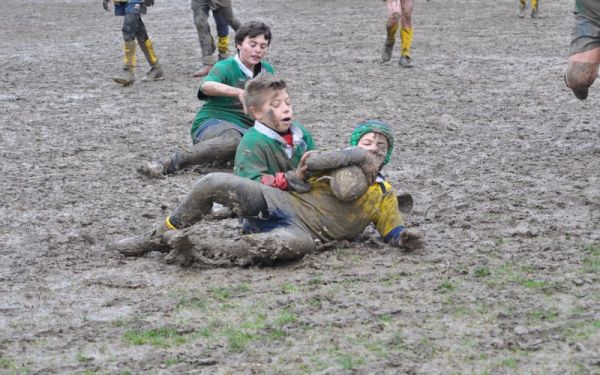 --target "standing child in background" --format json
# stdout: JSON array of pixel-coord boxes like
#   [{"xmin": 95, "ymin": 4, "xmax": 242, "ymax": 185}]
[
  {"xmin": 103, "ymin": 0, "xmax": 165, "ymax": 86},
  {"xmin": 381, "ymin": 0, "xmax": 415, "ymax": 68},
  {"xmin": 518, "ymin": 0, "xmax": 539, "ymax": 18},
  {"xmin": 138, "ymin": 21, "xmax": 274, "ymax": 177},
  {"xmin": 192, "ymin": 0, "xmax": 242, "ymax": 77}
]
